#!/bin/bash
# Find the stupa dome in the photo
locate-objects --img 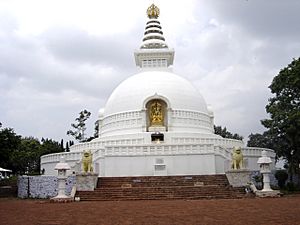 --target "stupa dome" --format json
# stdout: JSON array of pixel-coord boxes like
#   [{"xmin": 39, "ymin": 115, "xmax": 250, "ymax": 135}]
[{"xmin": 104, "ymin": 71, "xmax": 208, "ymax": 117}]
